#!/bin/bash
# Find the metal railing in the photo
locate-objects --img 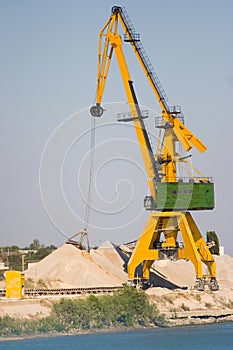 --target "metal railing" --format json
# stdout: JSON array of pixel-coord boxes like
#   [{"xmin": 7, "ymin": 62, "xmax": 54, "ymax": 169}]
[
  {"xmin": 0, "ymin": 286, "xmax": 124, "ymax": 298},
  {"xmin": 155, "ymin": 115, "xmax": 184, "ymax": 128},
  {"xmin": 117, "ymin": 109, "xmax": 149, "ymax": 122}
]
